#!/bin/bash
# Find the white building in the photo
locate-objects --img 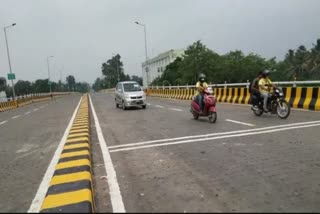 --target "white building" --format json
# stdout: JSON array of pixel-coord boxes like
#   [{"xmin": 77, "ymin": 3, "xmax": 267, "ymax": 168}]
[{"xmin": 142, "ymin": 49, "xmax": 184, "ymax": 87}]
